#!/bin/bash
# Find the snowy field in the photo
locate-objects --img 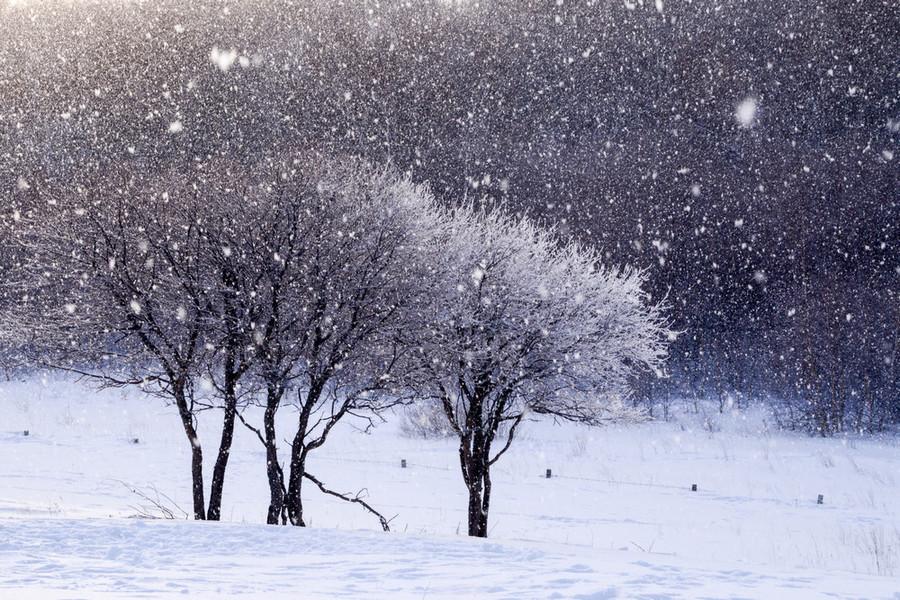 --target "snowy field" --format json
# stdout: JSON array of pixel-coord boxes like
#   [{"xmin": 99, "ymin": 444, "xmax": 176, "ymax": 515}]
[{"xmin": 1, "ymin": 377, "xmax": 899, "ymax": 599}]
